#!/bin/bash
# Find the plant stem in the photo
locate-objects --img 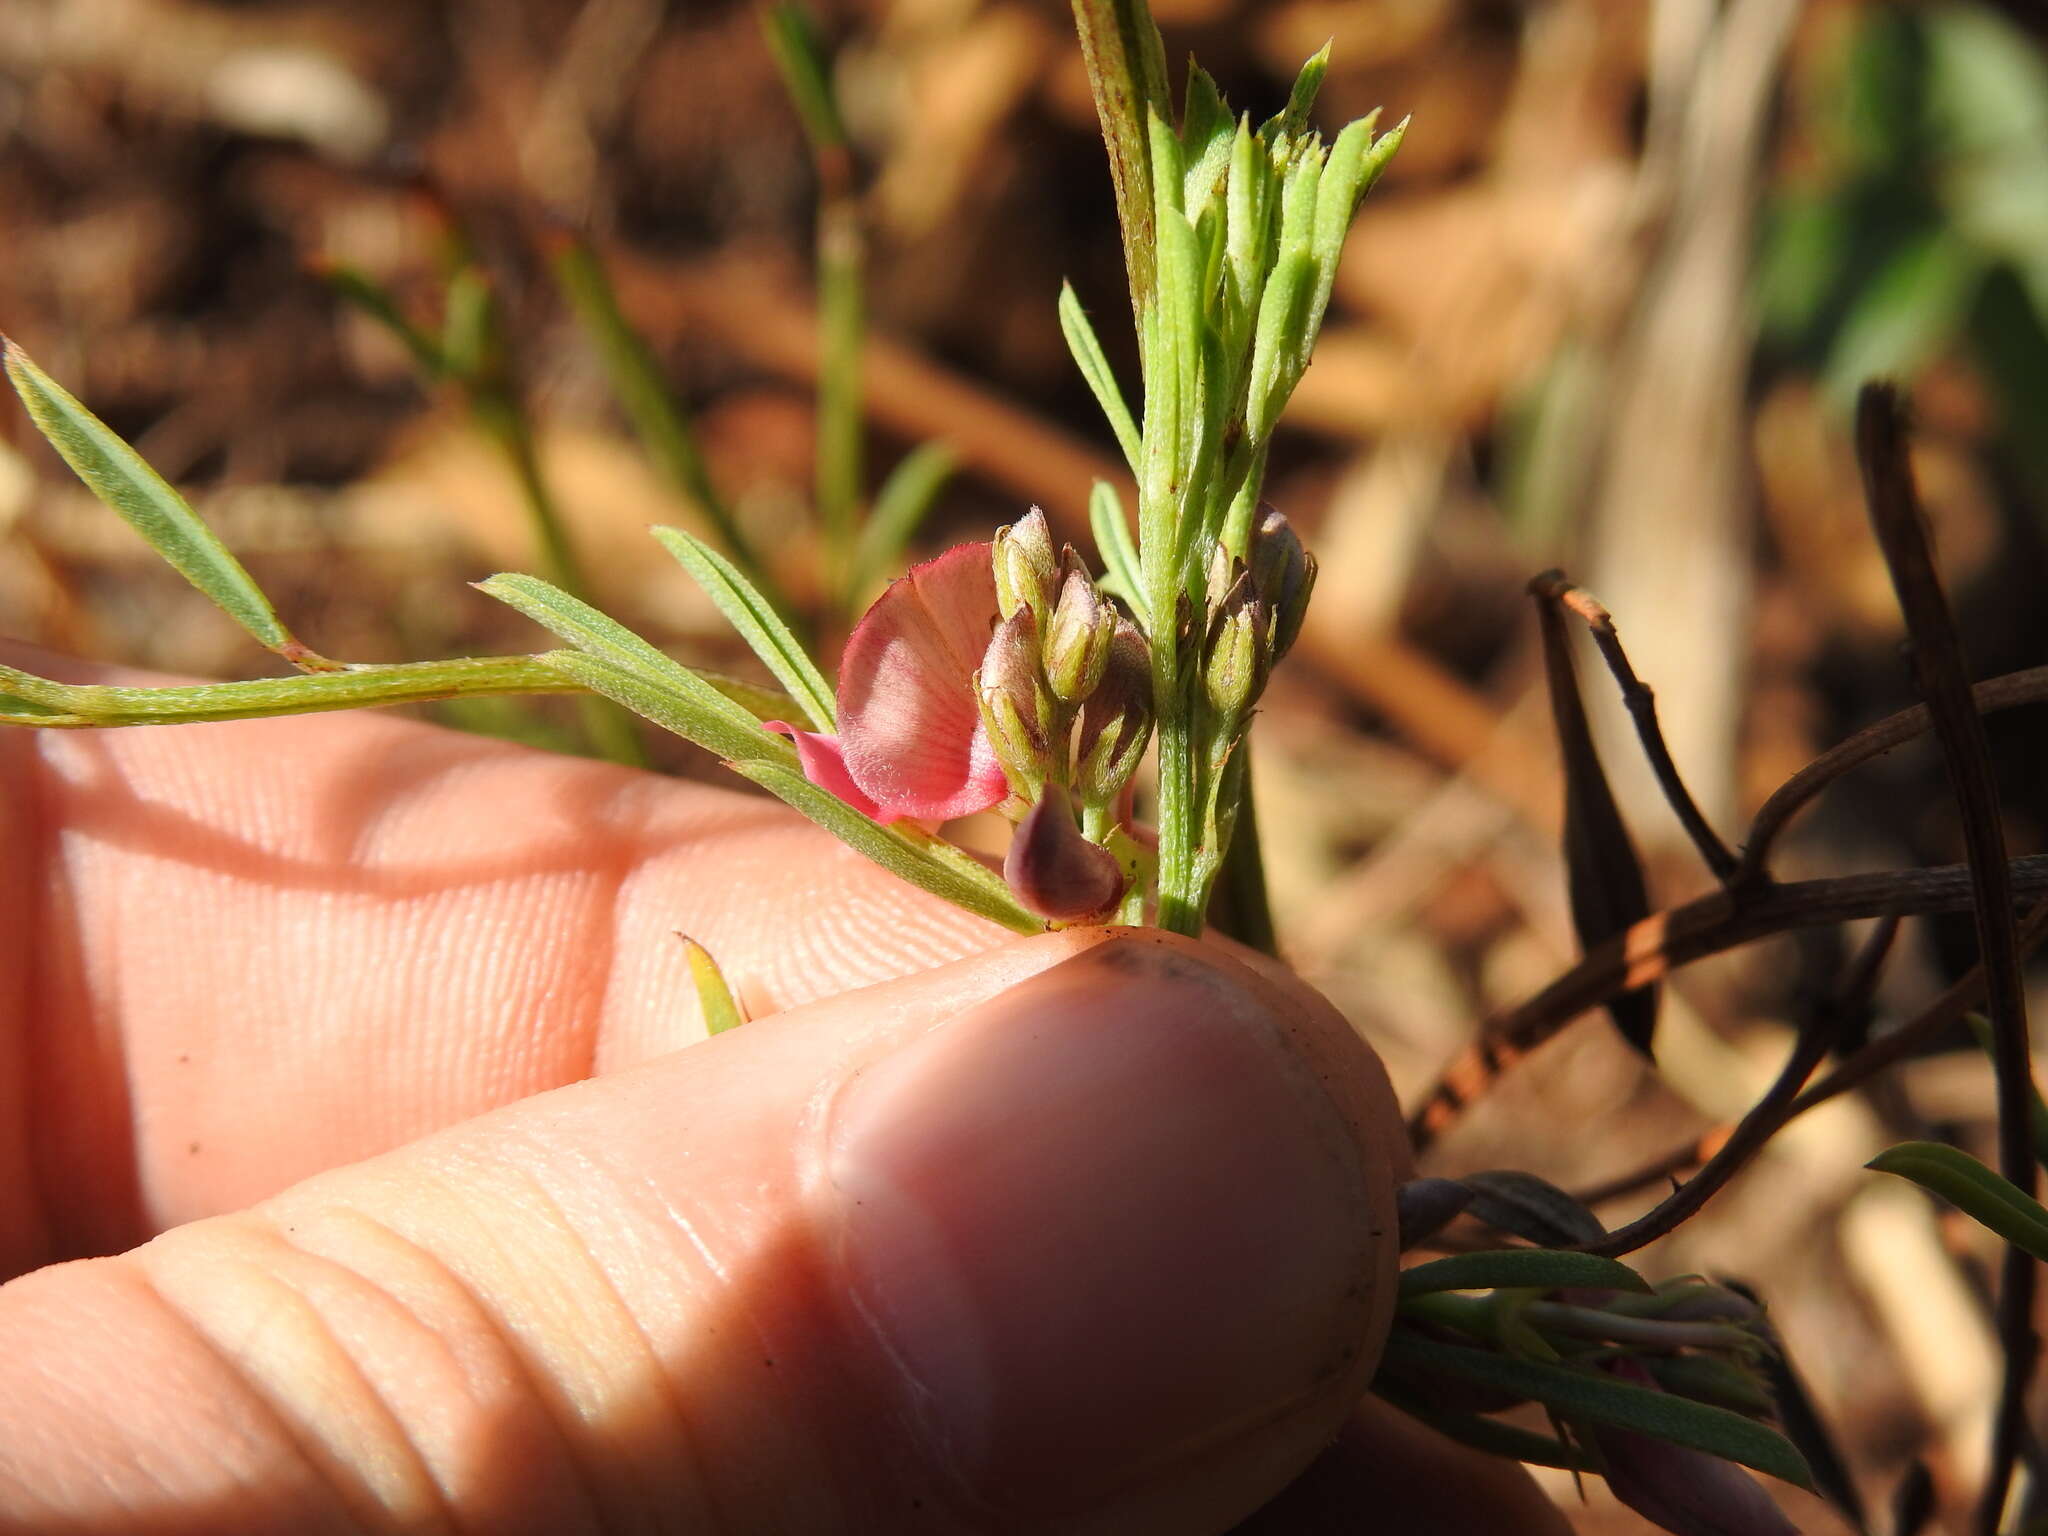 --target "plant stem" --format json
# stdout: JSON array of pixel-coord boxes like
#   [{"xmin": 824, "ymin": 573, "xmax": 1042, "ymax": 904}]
[{"xmin": 1151, "ymin": 641, "xmax": 1203, "ymax": 935}]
